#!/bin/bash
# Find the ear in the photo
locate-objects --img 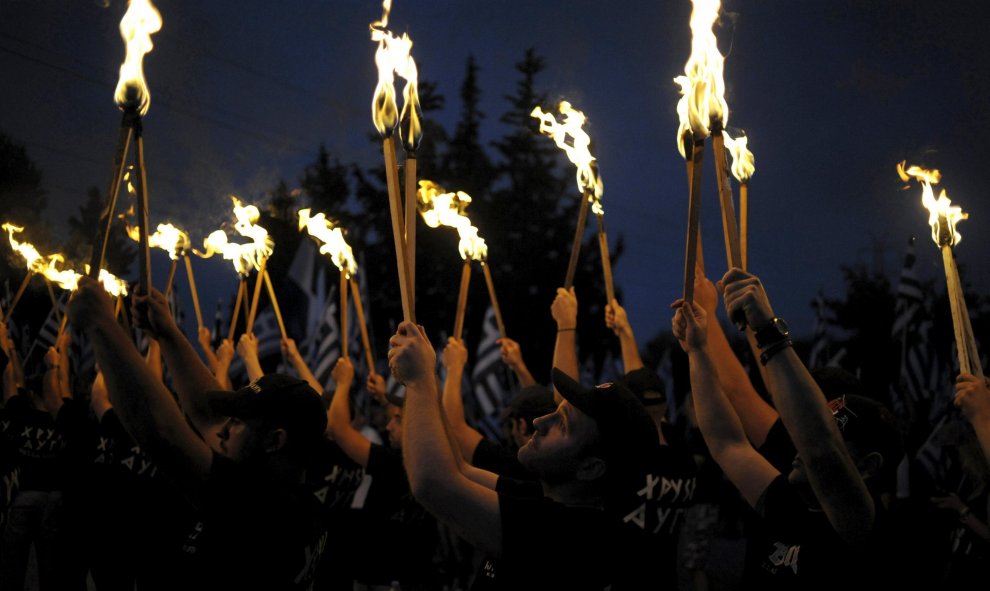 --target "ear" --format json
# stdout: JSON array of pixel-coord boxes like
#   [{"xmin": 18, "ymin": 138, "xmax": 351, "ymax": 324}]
[
  {"xmin": 856, "ymin": 451, "xmax": 883, "ymax": 480},
  {"xmin": 264, "ymin": 428, "xmax": 288, "ymax": 453},
  {"xmin": 576, "ymin": 455, "xmax": 607, "ymax": 482}
]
